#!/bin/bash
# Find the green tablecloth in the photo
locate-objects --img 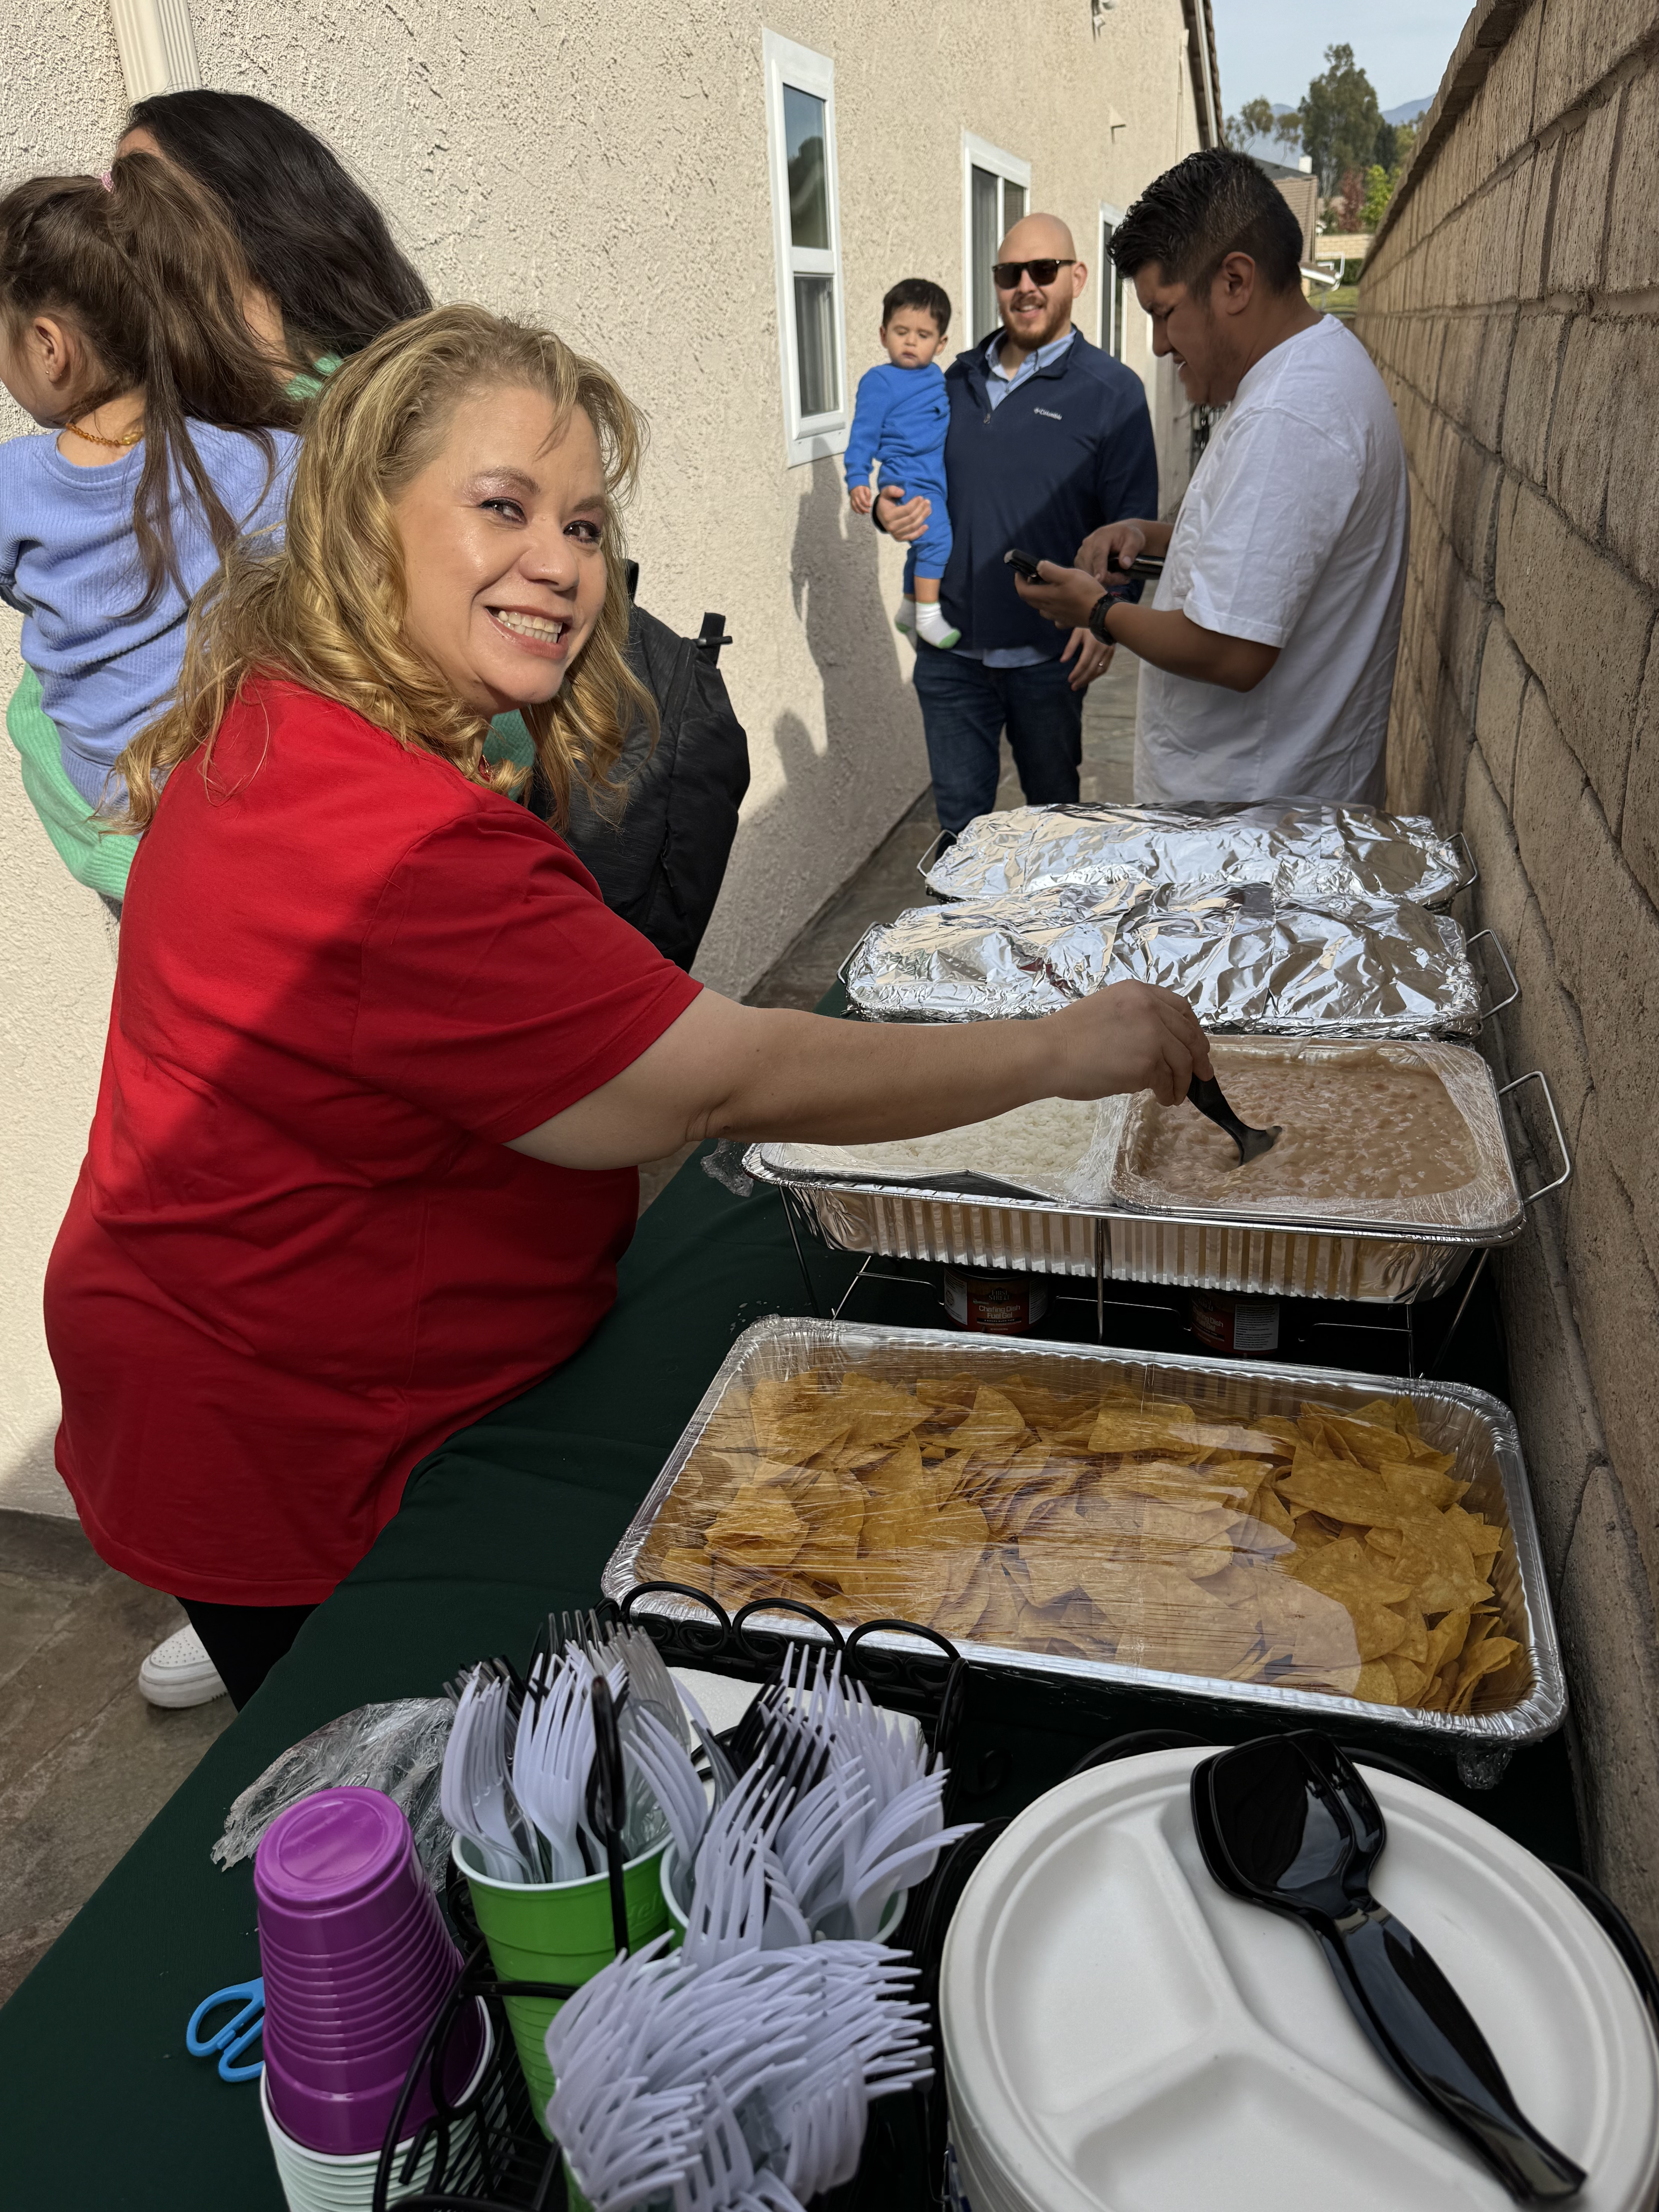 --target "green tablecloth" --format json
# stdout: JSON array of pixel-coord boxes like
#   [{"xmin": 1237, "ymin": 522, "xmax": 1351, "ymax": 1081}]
[{"xmin": 0, "ymin": 1138, "xmax": 1583, "ymax": 2208}]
